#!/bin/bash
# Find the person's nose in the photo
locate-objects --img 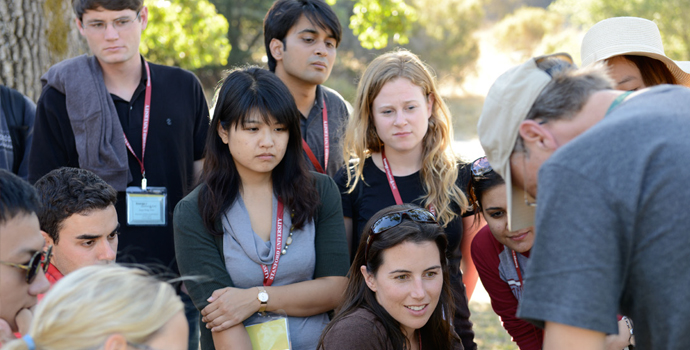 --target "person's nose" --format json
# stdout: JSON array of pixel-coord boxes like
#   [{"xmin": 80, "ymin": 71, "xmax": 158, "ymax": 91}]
[
  {"xmin": 103, "ymin": 22, "xmax": 119, "ymax": 40},
  {"xmin": 29, "ymin": 268, "xmax": 50, "ymax": 296},
  {"xmin": 392, "ymin": 110, "xmax": 407, "ymax": 127},
  {"xmin": 409, "ymin": 277, "xmax": 426, "ymax": 300},
  {"xmin": 99, "ymin": 240, "xmax": 117, "ymax": 262},
  {"xmin": 259, "ymin": 129, "xmax": 275, "ymax": 148},
  {"xmin": 314, "ymin": 40, "xmax": 329, "ymax": 57}
]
